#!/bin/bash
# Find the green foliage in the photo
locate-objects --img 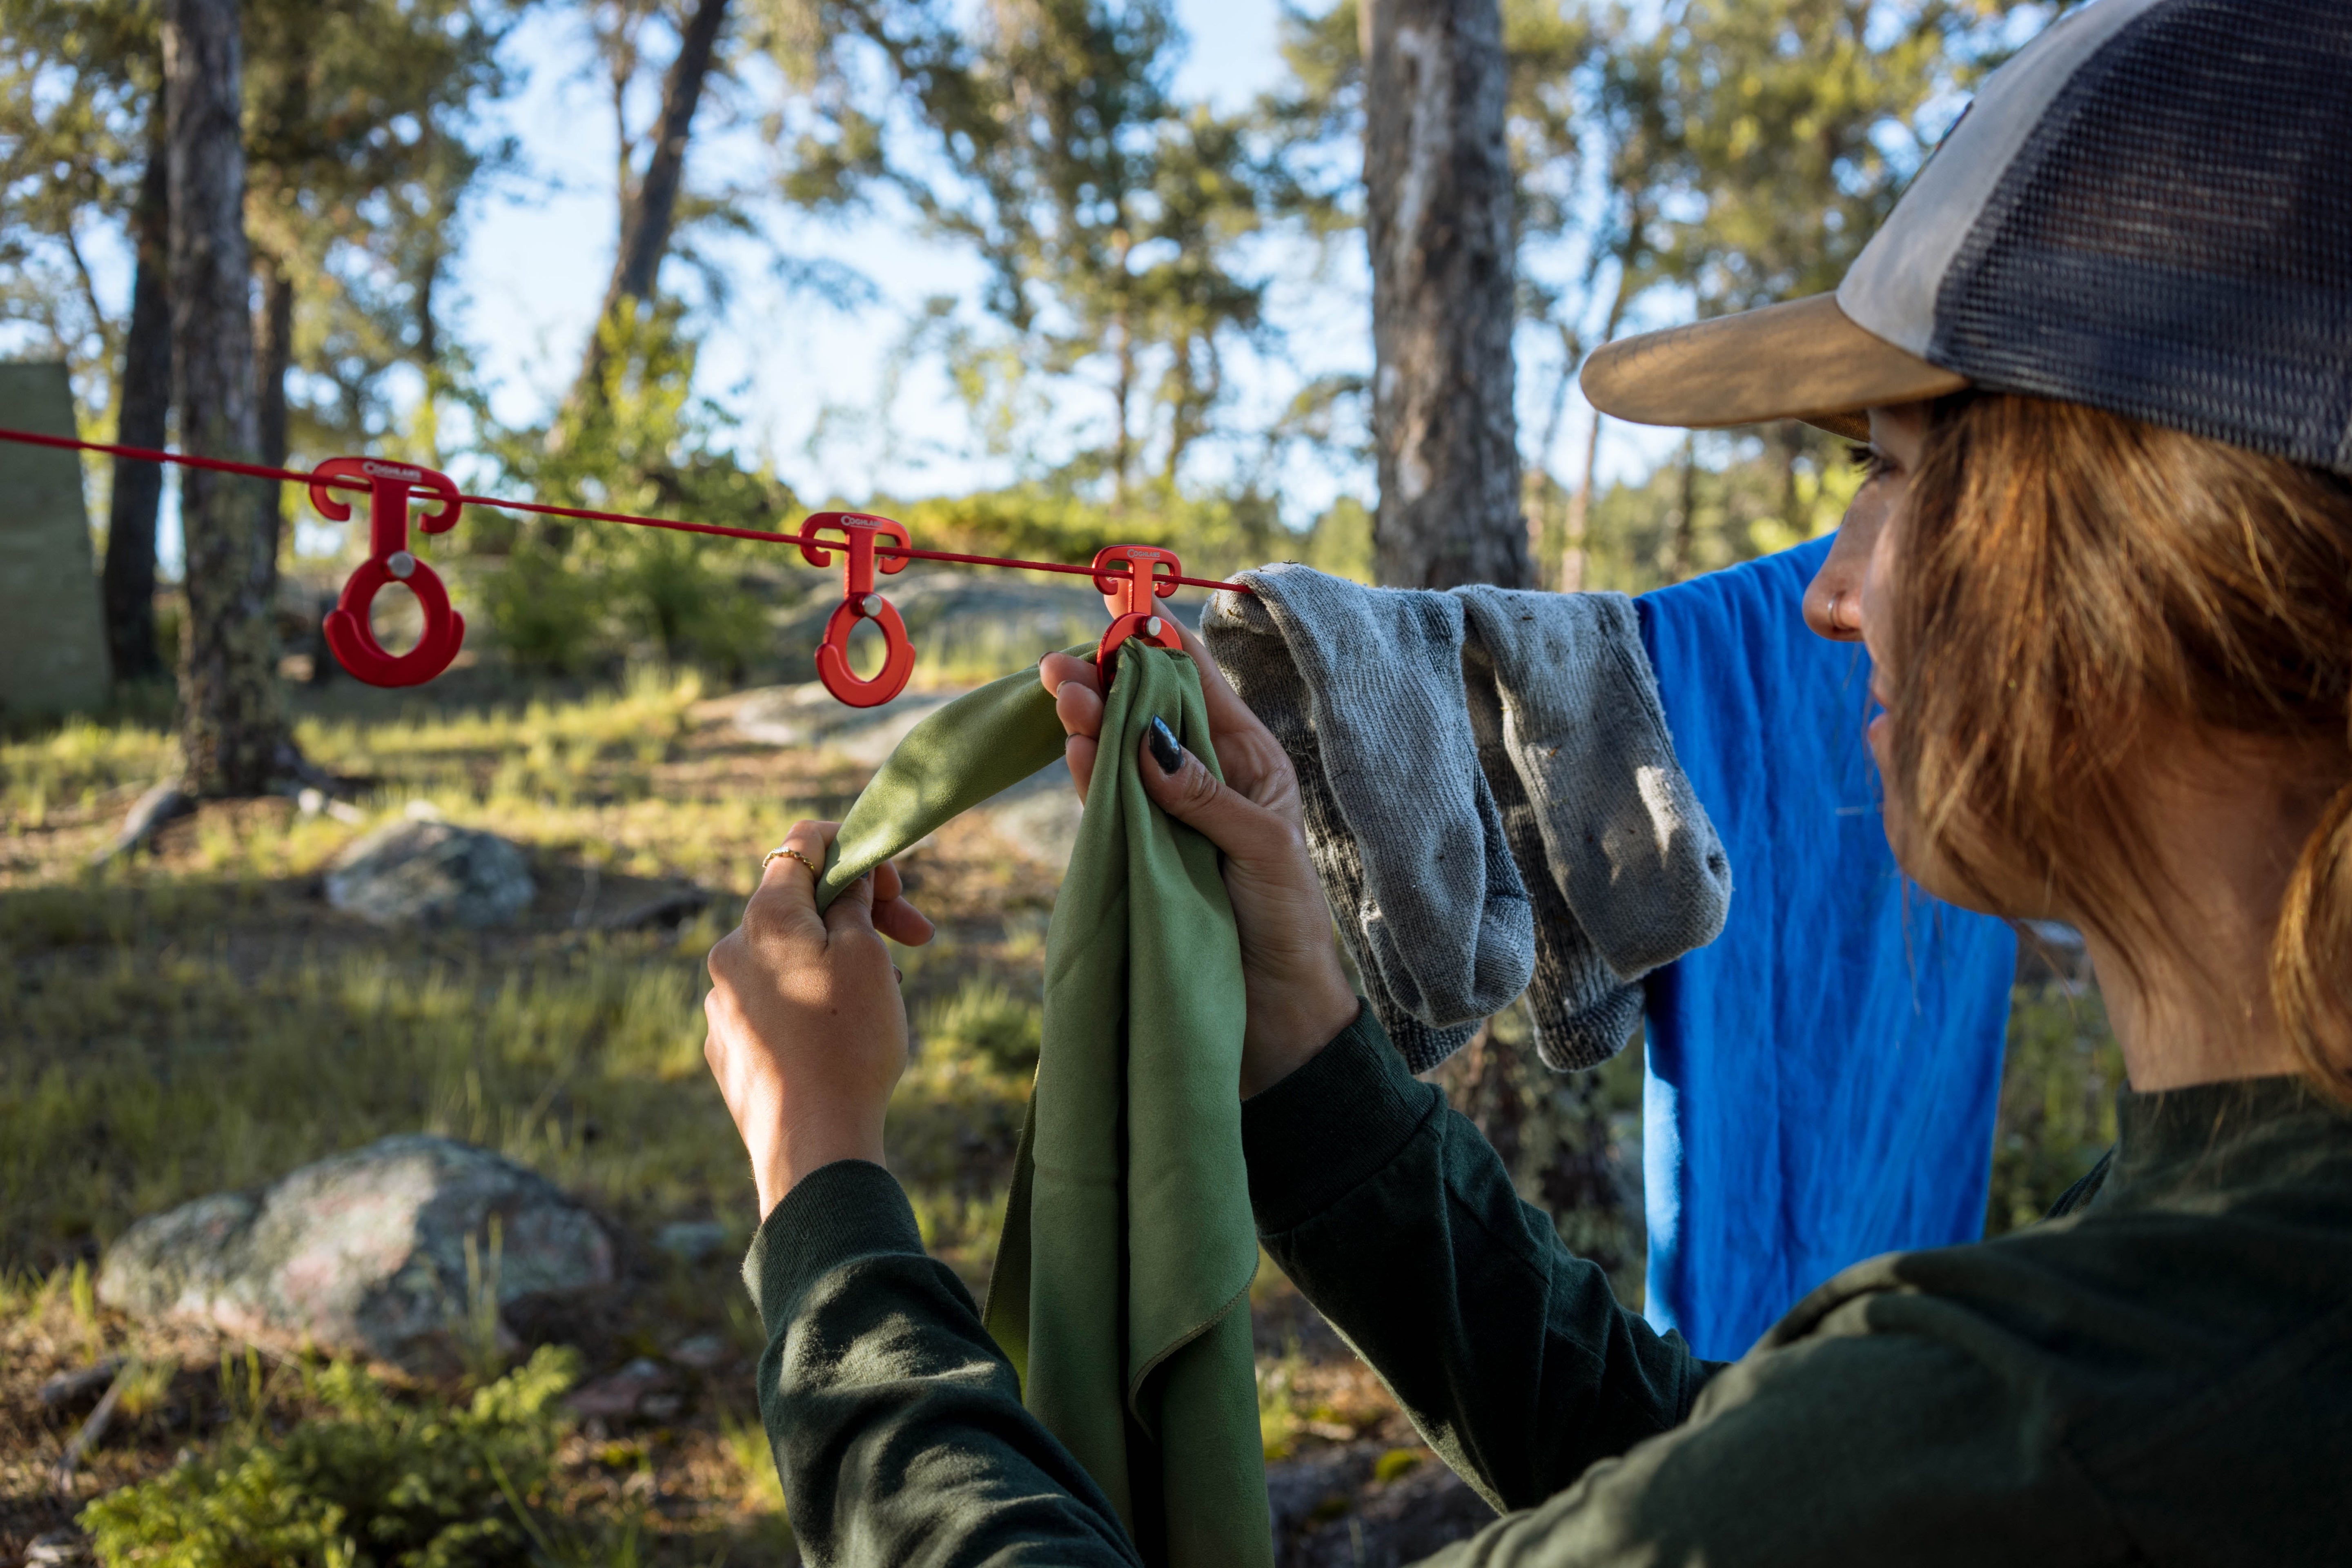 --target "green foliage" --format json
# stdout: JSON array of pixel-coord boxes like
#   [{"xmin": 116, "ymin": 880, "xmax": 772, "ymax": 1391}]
[
  {"xmin": 884, "ymin": 477, "xmax": 1294, "ymax": 584},
  {"xmin": 1576, "ymin": 434, "xmax": 1861, "ymax": 592},
  {"xmin": 1303, "ymin": 496, "xmax": 1375, "ymax": 585},
  {"xmin": 719, "ymin": 1409, "xmax": 787, "ymax": 1519},
  {"xmin": 79, "ymin": 1347, "xmax": 582, "ymax": 1568},
  {"xmin": 919, "ymin": 978, "xmax": 1042, "ymax": 1076},
  {"xmin": 792, "ymin": 0, "xmax": 1277, "ymax": 499},
  {"xmin": 0, "ymin": 0, "xmax": 515, "ymax": 448},
  {"xmin": 1256, "ymin": 1343, "xmax": 1303, "ymax": 1461},
  {"xmin": 470, "ymin": 305, "xmax": 793, "ymax": 678},
  {"xmin": 894, "ymin": 488, "xmax": 1175, "ymax": 568},
  {"xmin": 467, "ymin": 548, "xmax": 610, "ymax": 677},
  {"xmin": 1987, "ymin": 981, "xmax": 2126, "ymax": 1236},
  {"xmin": 0, "ymin": 0, "xmax": 161, "ymax": 416}
]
